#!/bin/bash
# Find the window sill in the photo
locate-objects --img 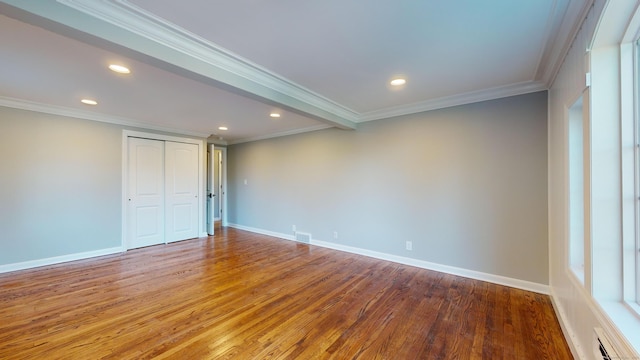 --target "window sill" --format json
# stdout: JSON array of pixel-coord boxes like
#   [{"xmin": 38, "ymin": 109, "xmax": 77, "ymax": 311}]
[
  {"xmin": 625, "ymin": 300, "xmax": 640, "ymax": 319},
  {"xmin": 597, "ymin": 300, "xmax": 640, "ymax": 357},
  {"xmin": 569, "ymin": 264, "xmax": 585, "ymax": 285}
]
